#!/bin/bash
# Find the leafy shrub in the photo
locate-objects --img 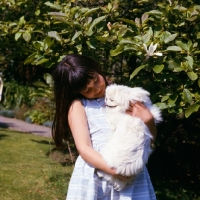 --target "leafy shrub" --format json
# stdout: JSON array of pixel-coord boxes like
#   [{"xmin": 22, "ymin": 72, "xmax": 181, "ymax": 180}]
[
  {"xmin": 25, "ymin": 97, "xmax": 54, "ymax": 125},
  {"xmin": 0, "ymin": 0, "xmax": 200, "ymax": 118},
  {"xmin": 2, "ymin": 81, "xmax": 36, "ymax": 109},
  {"xmin": 0, "ymin": 109, "xmax": 15, "ymax": 118}
]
